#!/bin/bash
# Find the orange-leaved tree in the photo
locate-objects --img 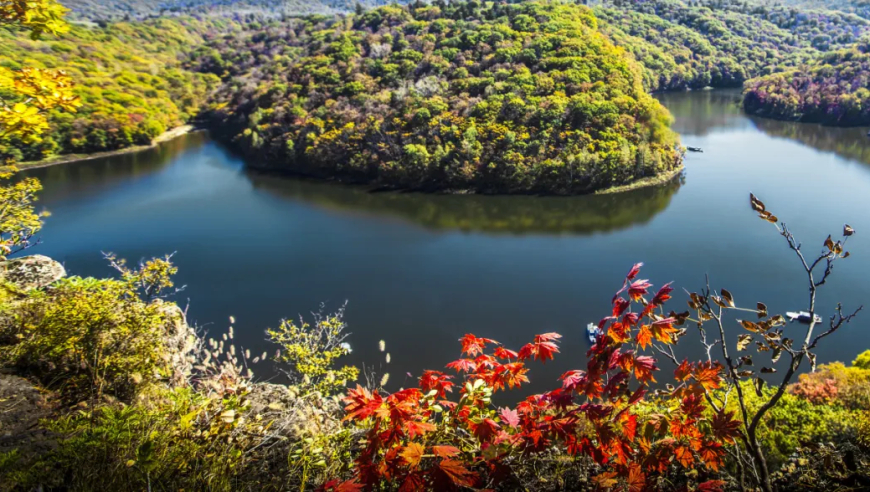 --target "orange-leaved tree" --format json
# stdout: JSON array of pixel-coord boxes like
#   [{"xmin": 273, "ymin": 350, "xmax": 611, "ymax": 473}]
[{"xmin": 324, "ymin": 263, "xmax": 738, "ymax": 491}]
